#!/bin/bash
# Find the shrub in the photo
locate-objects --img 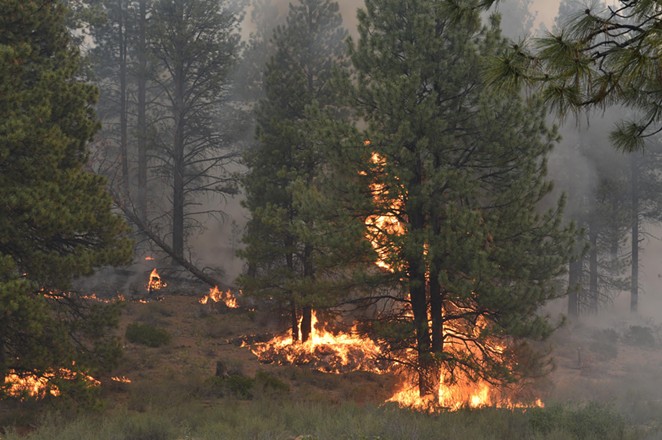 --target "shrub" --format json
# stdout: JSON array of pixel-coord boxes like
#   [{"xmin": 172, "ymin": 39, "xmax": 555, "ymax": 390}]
[
  {"xmin": 623, "ymin": 325, "xmax": 656, "ymax": 347},
  {"xmin": 125, "ymin": 323, "xmax": 171, "ymax": 348}
]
